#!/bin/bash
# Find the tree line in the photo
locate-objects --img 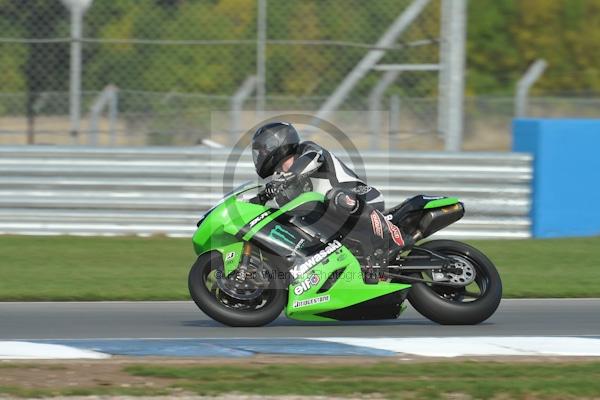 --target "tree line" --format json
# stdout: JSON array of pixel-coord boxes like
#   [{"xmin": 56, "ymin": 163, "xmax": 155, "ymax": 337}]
[{"xmin": 1, "ymin": 0, "xmax": 599, "ymax": 100}]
